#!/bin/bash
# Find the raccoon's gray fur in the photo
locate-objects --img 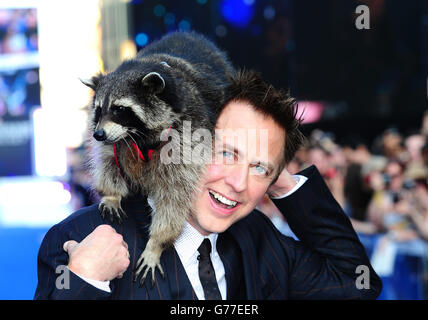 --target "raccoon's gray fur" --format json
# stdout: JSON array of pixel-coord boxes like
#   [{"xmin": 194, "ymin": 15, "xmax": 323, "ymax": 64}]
[{"xmin": 82, "ymin": 31, "xmax": 235, "ymax": 285}]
